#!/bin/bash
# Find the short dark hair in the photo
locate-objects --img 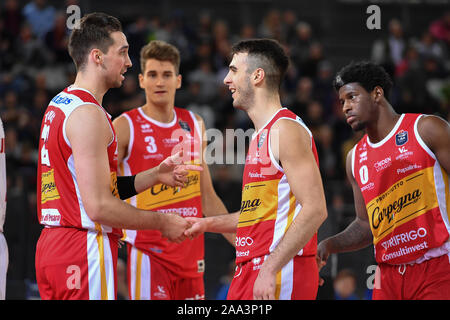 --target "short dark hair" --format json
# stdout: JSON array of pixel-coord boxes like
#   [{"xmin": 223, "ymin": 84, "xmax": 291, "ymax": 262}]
[
  {"xmin": 231, "ymin": 39, "xmax": 289, "ymax": 91},
  {"xmin": 140, "ymin": 40, "xmax": 180, "ymax": 74},
  {"xmin": 333, "ymin": 61, "xmax": 394, "ymax": 99},
  {"xmin": 68, "ymin": 12, "xmax": 122, "ymax": 71}
]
